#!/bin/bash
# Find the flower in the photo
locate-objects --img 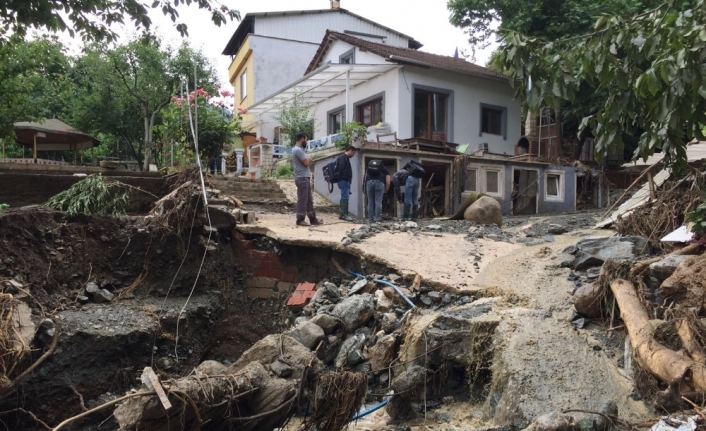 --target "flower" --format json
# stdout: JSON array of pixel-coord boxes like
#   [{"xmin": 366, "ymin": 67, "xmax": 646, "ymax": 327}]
[{"xmin": 237, "ymin": 107, "xmax": 248, "ymax": 114}]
